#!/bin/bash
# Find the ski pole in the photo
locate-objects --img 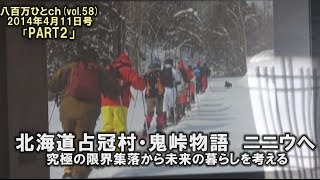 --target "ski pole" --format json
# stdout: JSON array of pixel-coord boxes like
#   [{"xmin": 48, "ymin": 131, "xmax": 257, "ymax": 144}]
[
  {"xmin": 141, "ymin": 91, "xmax": 149, "ymax": 135},
  {"xmin": 128, "ymin": 91, "xmax": 139, "ymax": 131},
  {"xmin": 195, "ymin": 93, "xmax": 200, "ymax": 111},
  {"xmin": 48, "ymin": 94, "xmax": 59, "ymax": 125},
  {"xmin": 207, "ymin": 77, "xmax": 214, "ymax": 92},
  {"xmin": 141, "ymin": 92, "xmax": 147, "ymax": 116},
  {"xmin": 173, "ymin": 87, "xmax": 177, "ymax": 125},
  {"xmin": 48, "ymin": 101, "xmax": 56, "ymax": 125}
]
